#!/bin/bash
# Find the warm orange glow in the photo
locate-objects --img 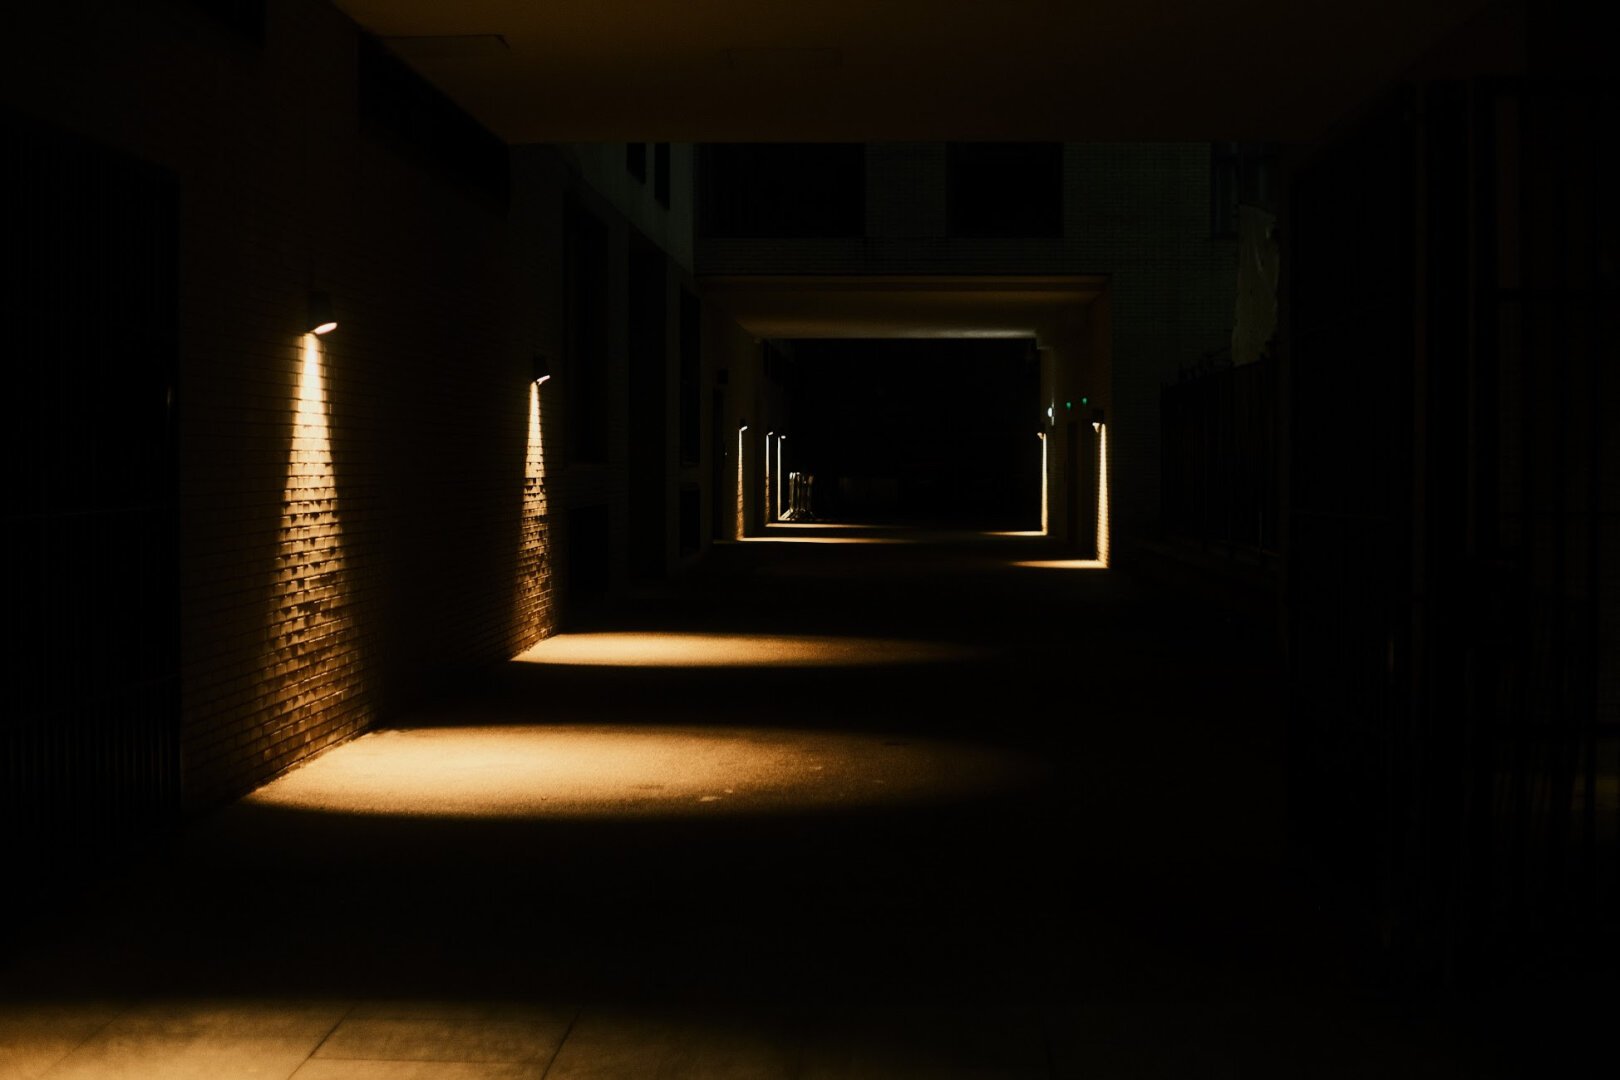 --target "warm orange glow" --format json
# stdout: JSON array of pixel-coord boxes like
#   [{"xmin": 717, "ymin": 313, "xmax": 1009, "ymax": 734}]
[
  {"xmin": 735, "ymin": 428, "xmax": 746, "ymax": 539},
  {"xmin": 1038, "ymin": 431, "xmax": 1048, "ymax": 535},
  {"xmin": 1012, "ymin": 559, "xmax": 1107, "ymax": 570},
  {"xmin": 983, "ymin": 530, "xmax": 1045, "ymax": 537},
  {"xmin": 244, "ymin": 725, "xmax": 1036, "ymax": 820},
  {"xmin": 767, "ymin": 522, "xmax": 871, "ymax": 530},
  {"xmin": 740, "ymin": 535, "xmax": 912, "ymax": 545},
  {"xmin": 1096, "ymin": 421, "xmax": 1110, "ymax": 566},
  {"xmin": 266, "ymin": 337, "xmax": 353, "ymax": 730},
  {"xmin": 516, "ymin": 631, "xmax": 972, "ymax": 667},
  {"xmin": 775, "ymin": 434, "xmax": 785, "ymax": 520},
  {"xmin": 518, "ymin": 381, "xmax": 550, "ymax": 645}
]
